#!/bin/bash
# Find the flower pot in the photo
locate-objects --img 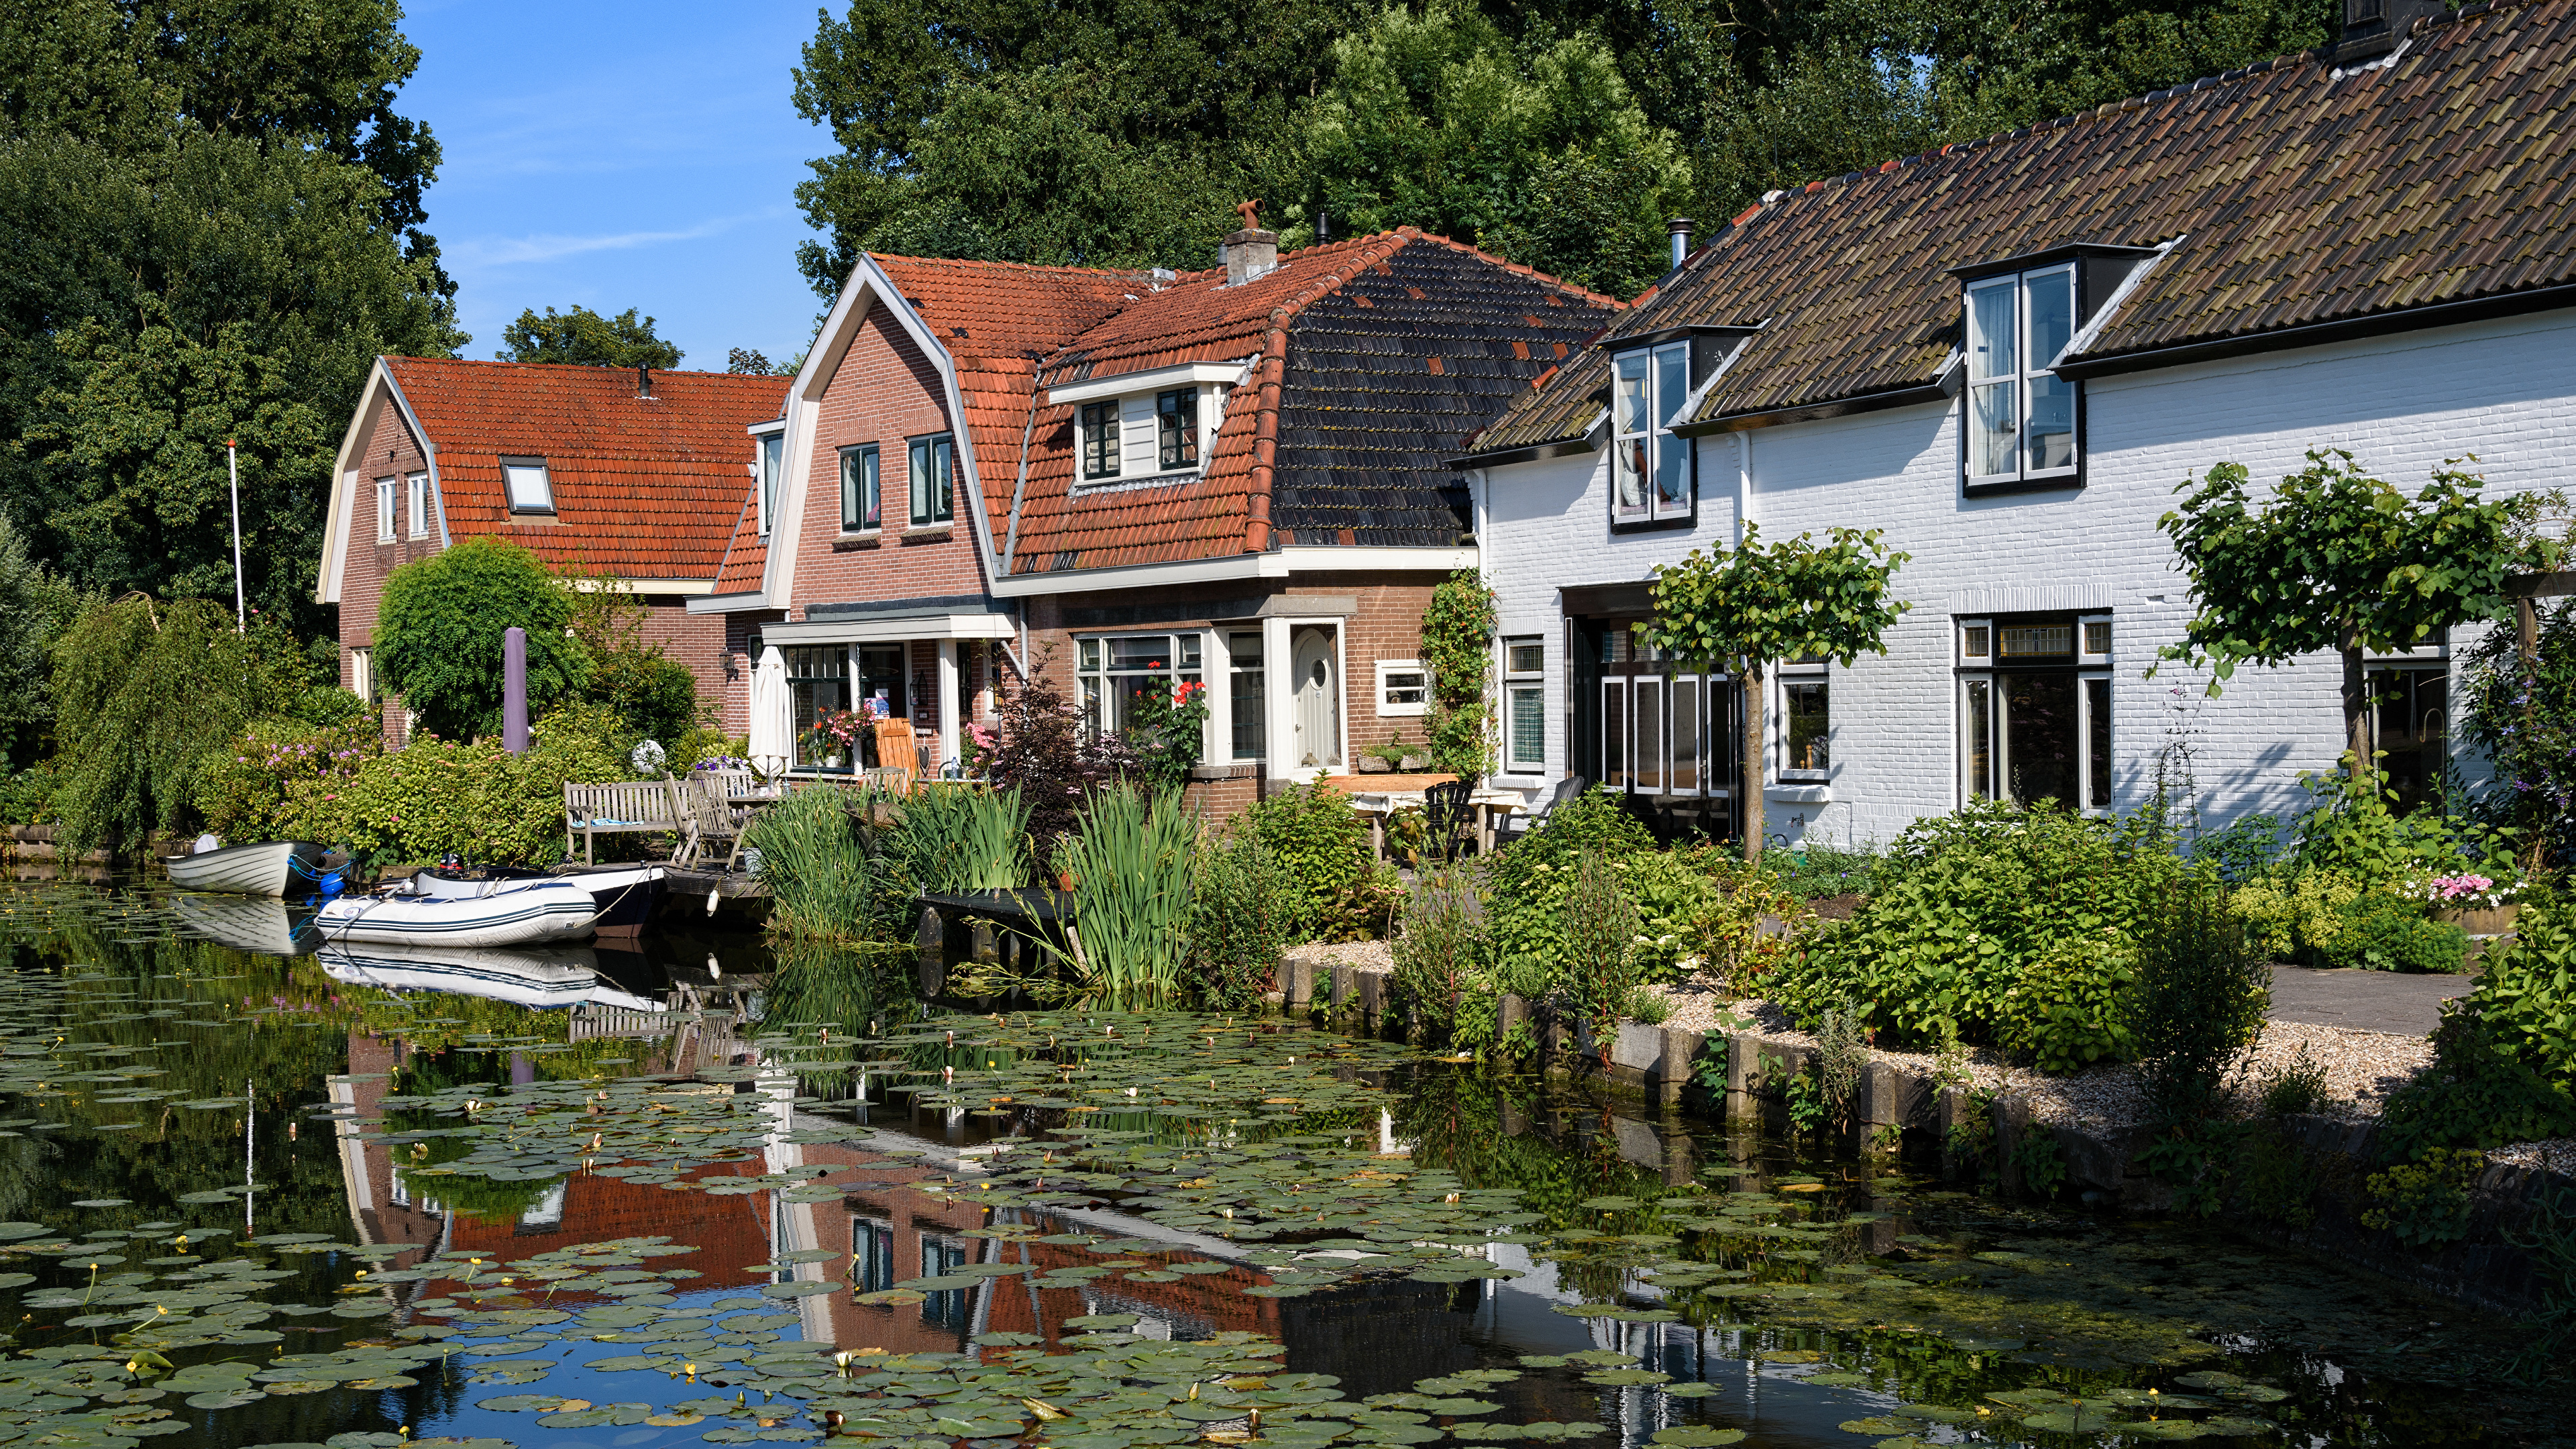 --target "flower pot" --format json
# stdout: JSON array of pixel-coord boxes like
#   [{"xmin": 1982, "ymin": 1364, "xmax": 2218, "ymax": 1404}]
[
  {"xmin": 2435, "ymin": 901, "xmax": 2520, "ymax": 938},
  {"xmin": 1056, "ymin": 871, "xmax": 1079, "ymax": 893}
]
